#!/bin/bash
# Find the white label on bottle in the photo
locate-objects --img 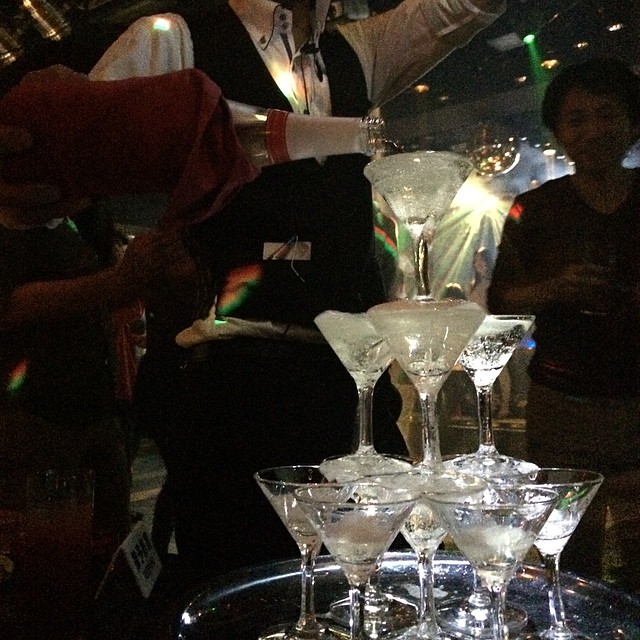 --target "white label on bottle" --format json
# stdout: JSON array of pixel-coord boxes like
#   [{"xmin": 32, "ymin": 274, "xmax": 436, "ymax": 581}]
[{"xmin": 263, "ymin": 240, "xmax": 311, "ymax": 261}]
